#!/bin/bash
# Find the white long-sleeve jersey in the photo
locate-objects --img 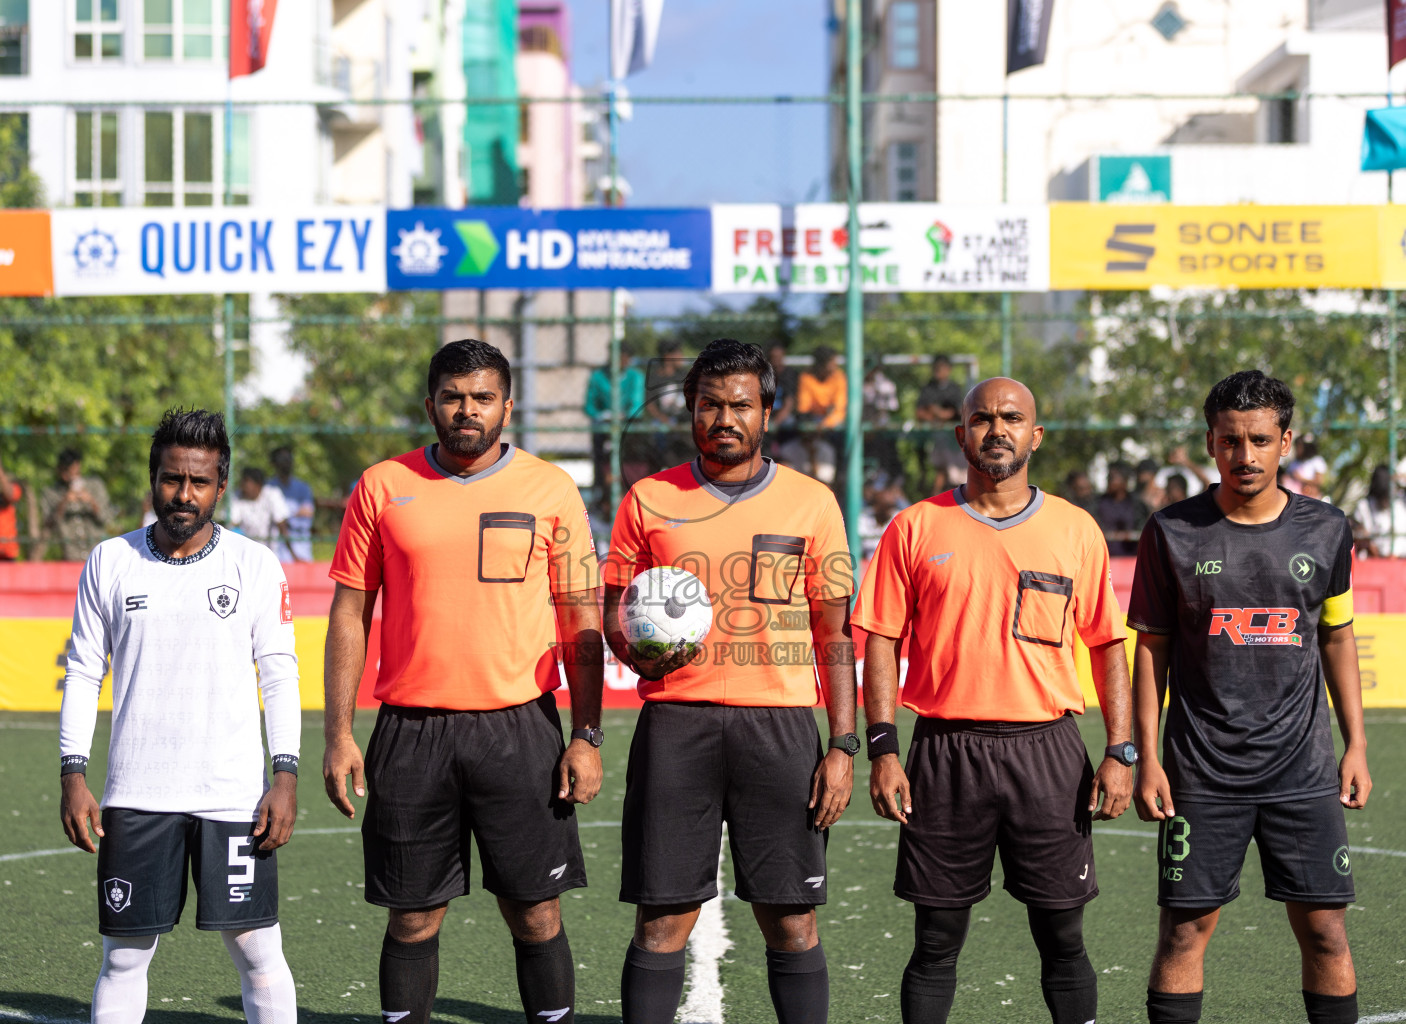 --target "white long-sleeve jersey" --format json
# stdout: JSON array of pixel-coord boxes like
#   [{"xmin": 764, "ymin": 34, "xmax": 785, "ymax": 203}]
[{"xmin": 59, "ymin": 524, "xmax": 301, "ymax": 821}]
